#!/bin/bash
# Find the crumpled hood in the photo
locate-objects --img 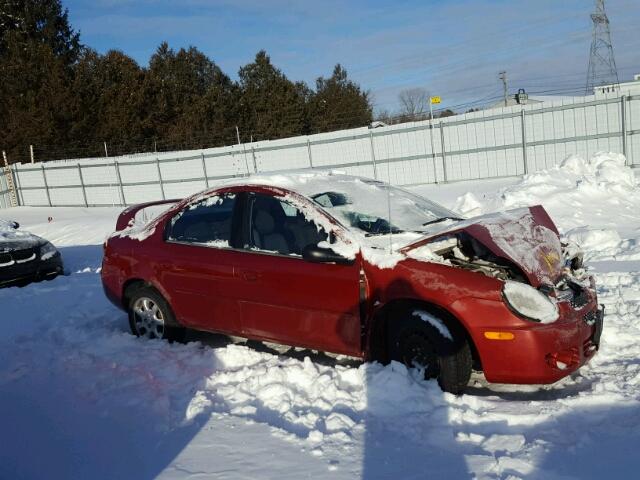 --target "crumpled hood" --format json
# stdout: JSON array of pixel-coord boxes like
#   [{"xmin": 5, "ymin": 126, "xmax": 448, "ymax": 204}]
[
  {"xmin": 403, "ymin": 205, "xmax": 563, "ymax": 287},
  {"xmin": 0, "ymin": 221, "xmax": 44, "ymax": 252}
]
